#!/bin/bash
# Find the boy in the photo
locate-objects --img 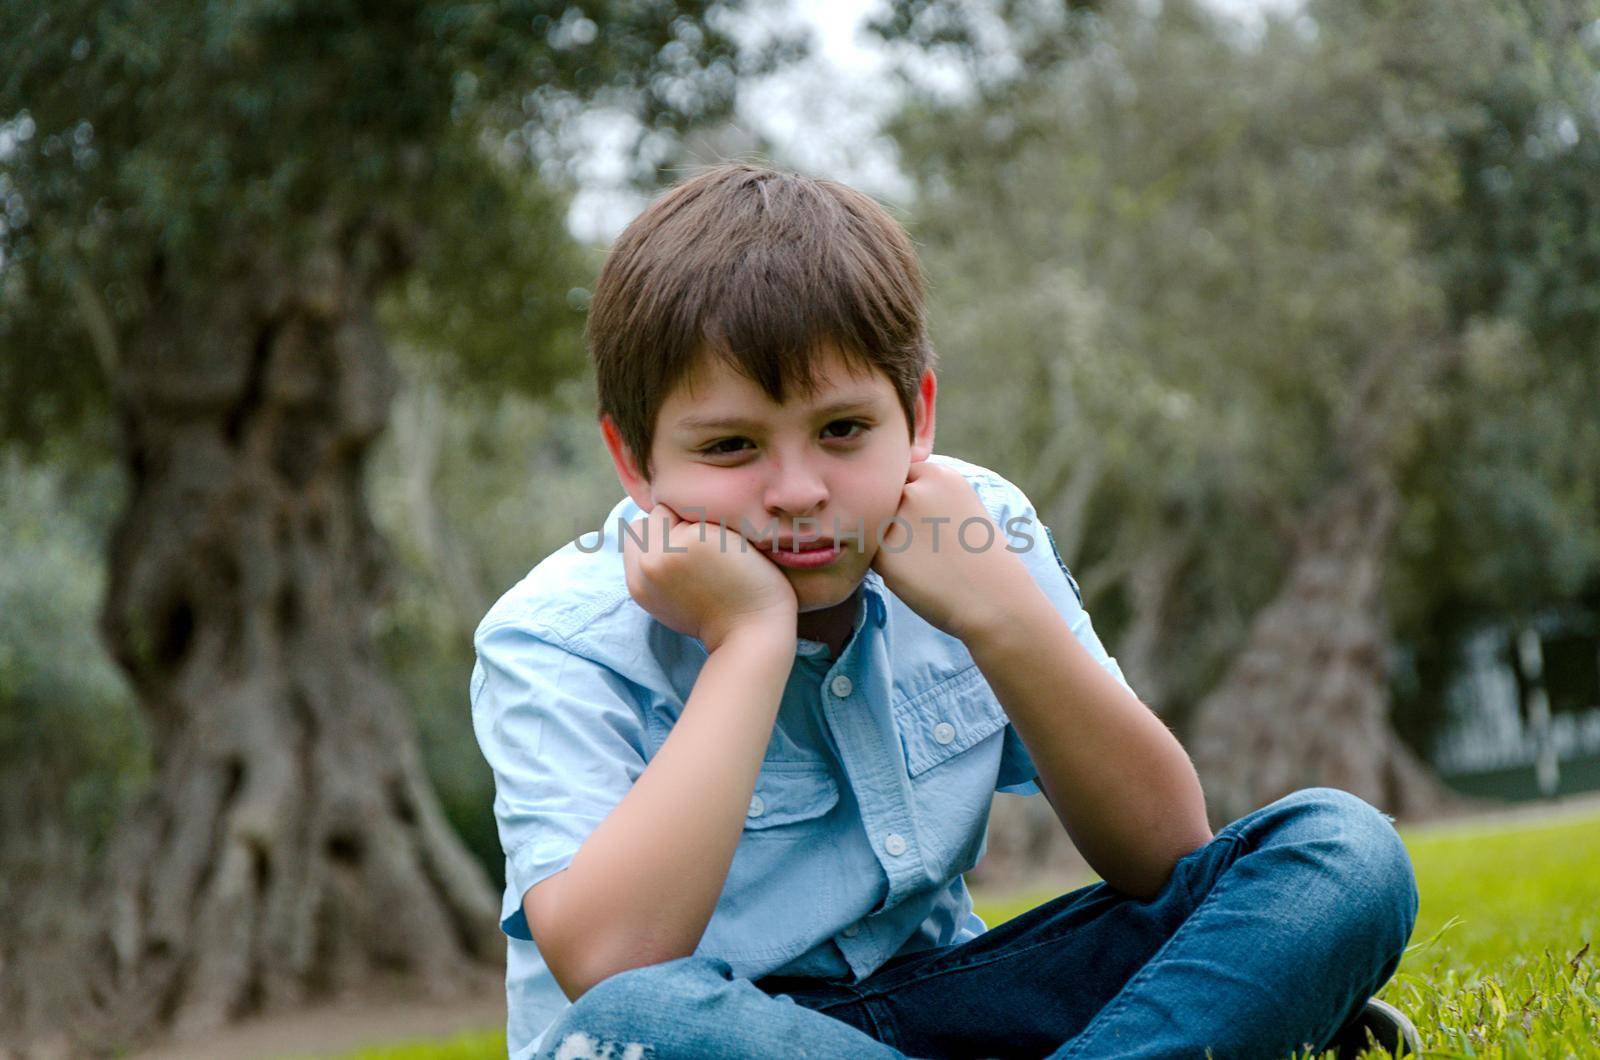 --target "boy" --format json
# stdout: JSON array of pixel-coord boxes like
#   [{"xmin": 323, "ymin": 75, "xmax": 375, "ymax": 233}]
[{"xmin": 471, "ymin": 164, "xmax": 1420, "ymax": 1059}]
